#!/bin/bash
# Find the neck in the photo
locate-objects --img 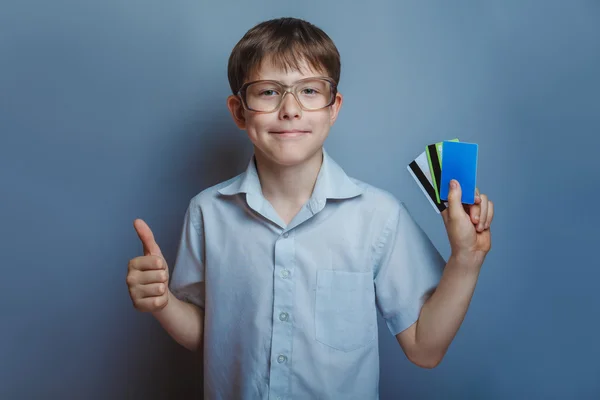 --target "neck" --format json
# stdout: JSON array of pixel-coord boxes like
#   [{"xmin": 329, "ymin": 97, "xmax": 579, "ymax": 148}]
[{"xmin": 254, "ymin": 148, "xmax": 323, "ymax": 208}]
